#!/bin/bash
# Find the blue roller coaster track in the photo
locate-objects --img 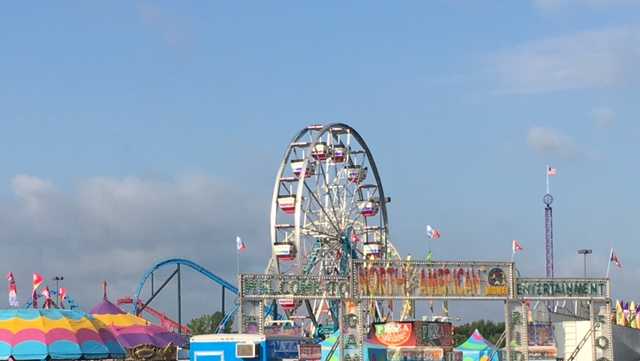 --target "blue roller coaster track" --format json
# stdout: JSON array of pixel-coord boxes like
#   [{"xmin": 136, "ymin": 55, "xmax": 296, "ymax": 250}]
[{"xmin": 132, "ymin": 258, "xmax": 239, "ymax": 332}]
